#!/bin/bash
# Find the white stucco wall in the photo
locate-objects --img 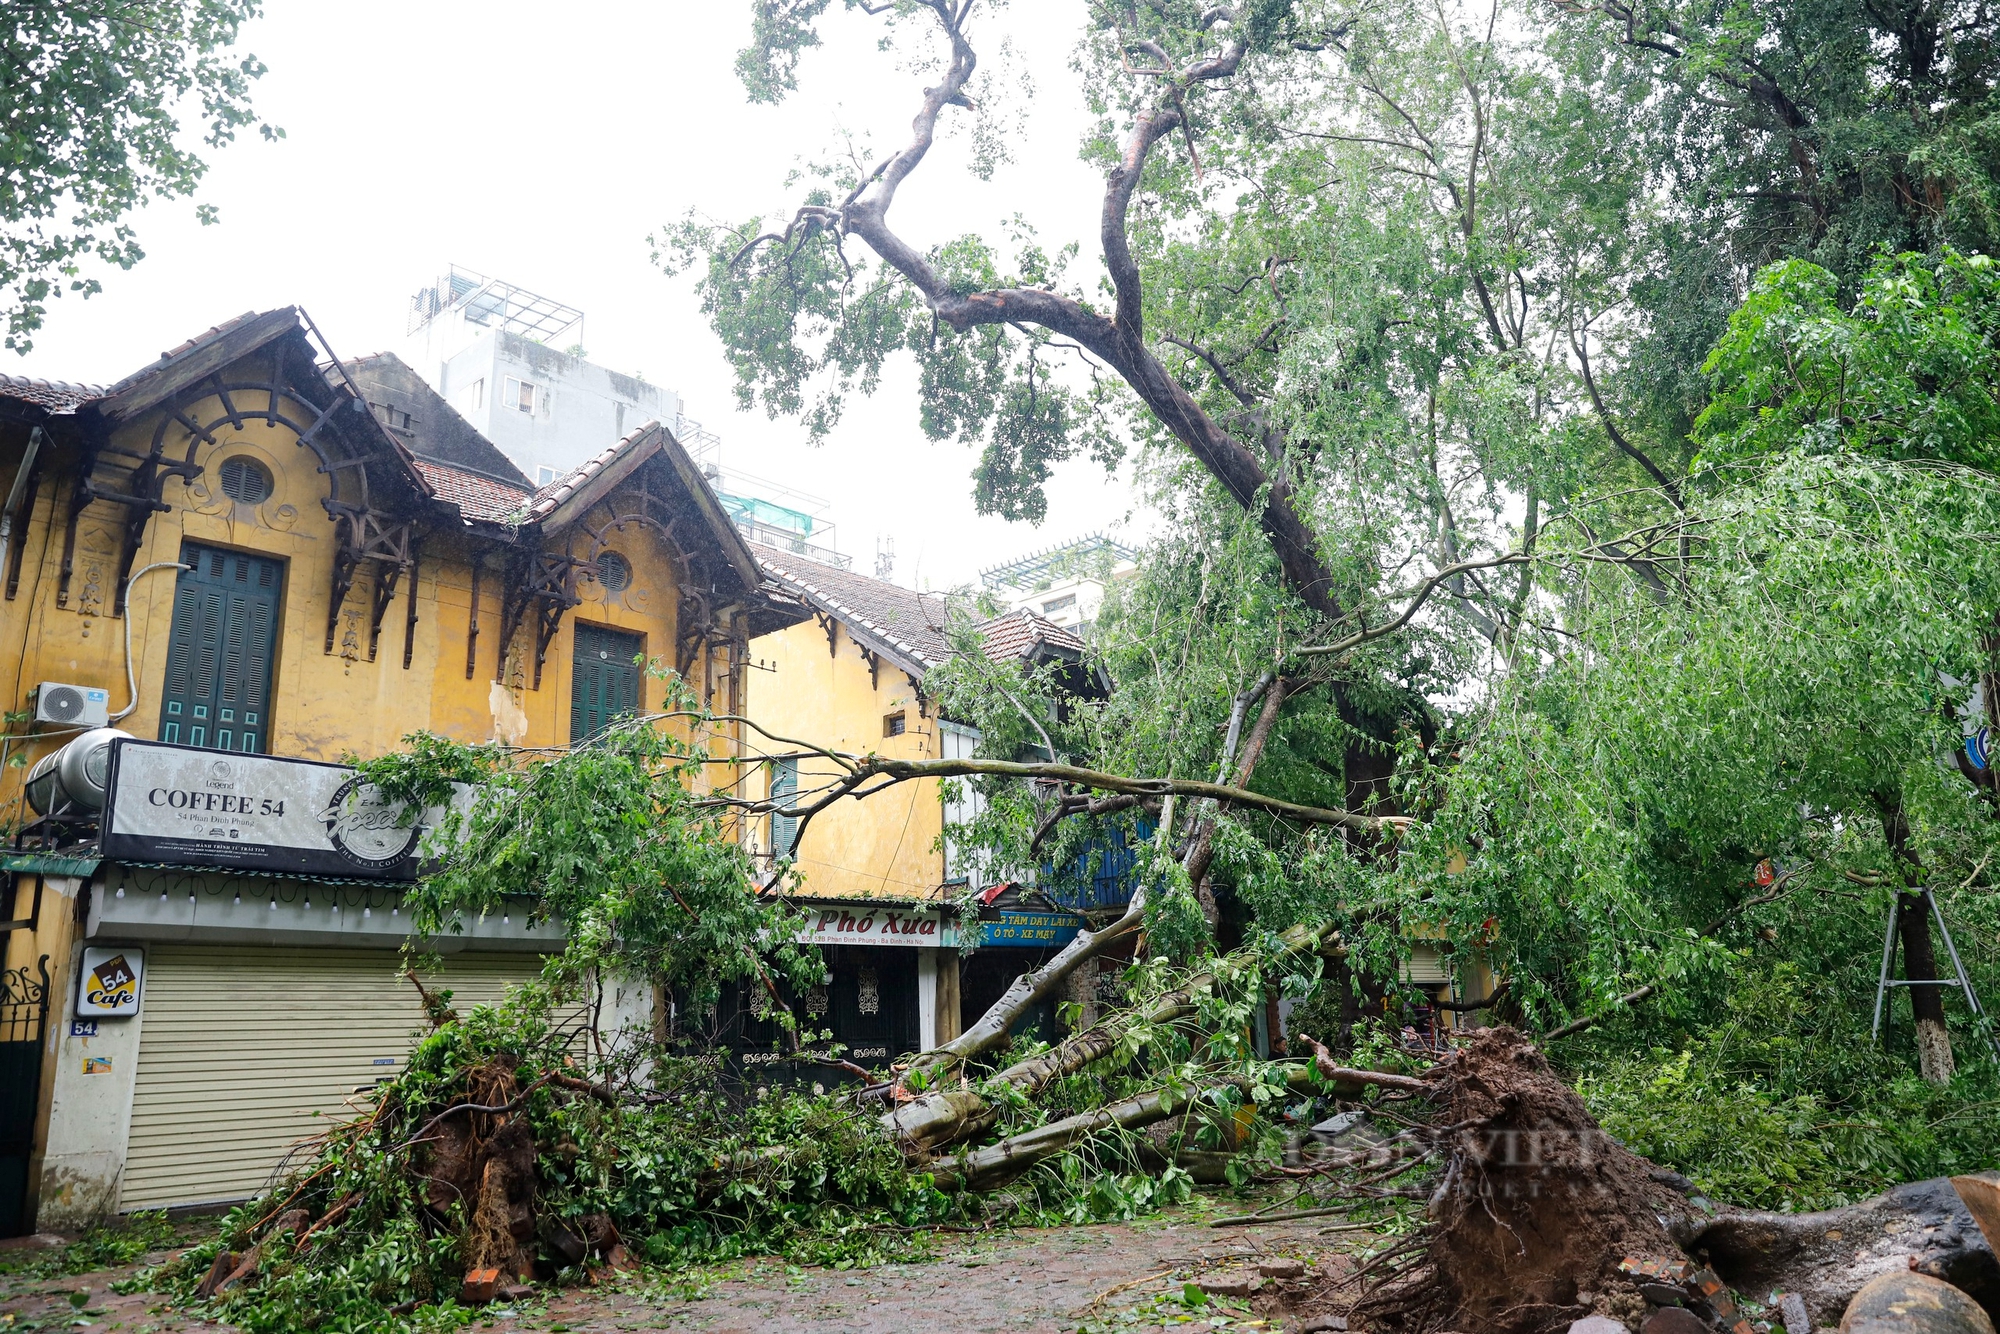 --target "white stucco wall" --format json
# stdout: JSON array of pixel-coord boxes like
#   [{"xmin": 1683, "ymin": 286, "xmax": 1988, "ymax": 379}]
[{"xmin": 410, "ymin": 317, "xmax": 683, "ymax": 486}]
